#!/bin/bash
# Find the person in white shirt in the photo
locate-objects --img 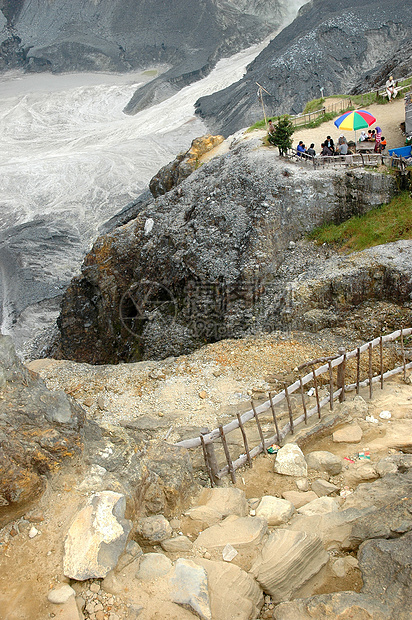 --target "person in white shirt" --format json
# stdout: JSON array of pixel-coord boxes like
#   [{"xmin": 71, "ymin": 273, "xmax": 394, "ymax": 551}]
[{"xmin": 386, "ymin": 76, "xmax": 398, "ymax": 101}]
